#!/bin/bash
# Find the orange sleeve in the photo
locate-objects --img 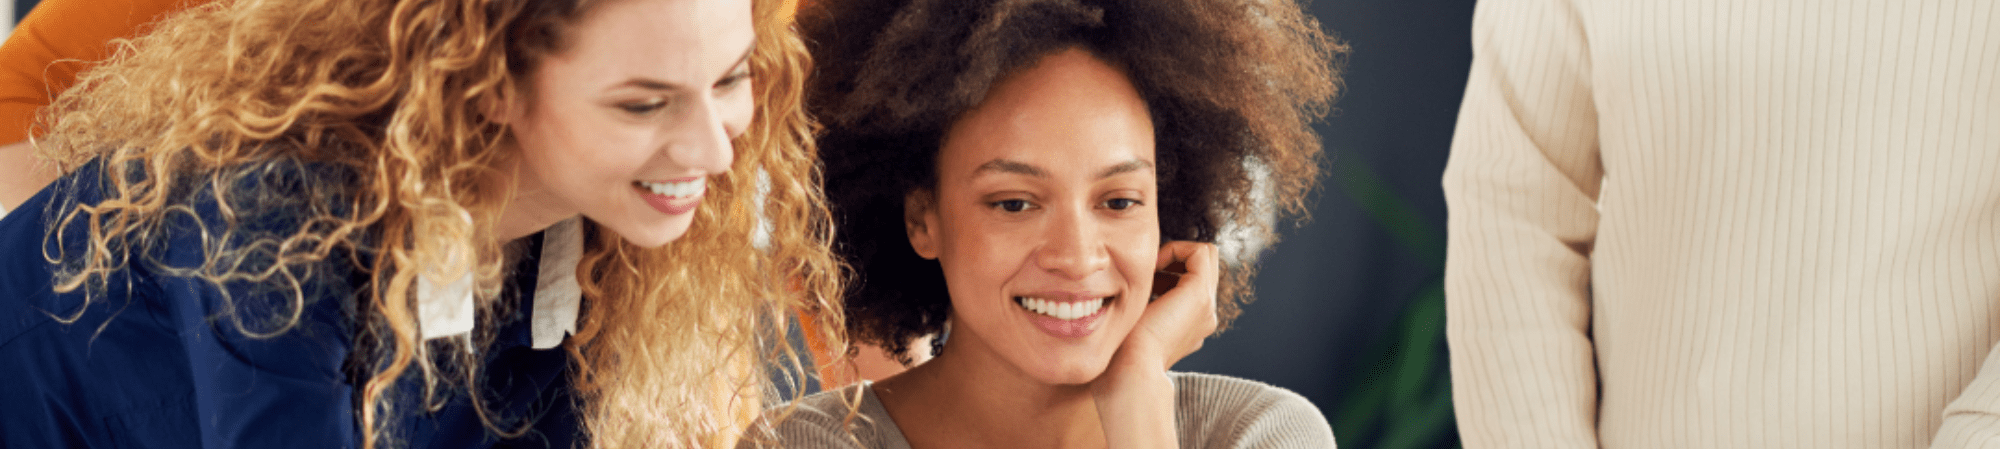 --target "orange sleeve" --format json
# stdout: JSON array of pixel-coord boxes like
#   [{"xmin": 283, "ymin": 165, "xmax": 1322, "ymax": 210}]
[{"xmin": 0, "ymin": 0, "xmax": 198, "ymax": 144}]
